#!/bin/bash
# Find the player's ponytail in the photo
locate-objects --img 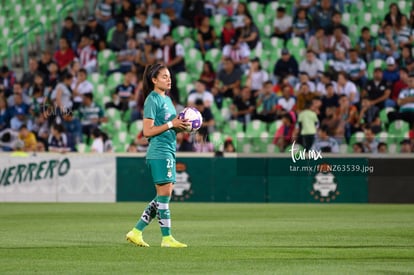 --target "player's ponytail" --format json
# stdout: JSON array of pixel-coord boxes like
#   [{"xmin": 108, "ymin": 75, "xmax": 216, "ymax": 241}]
[{"xmin": 142, "ymin": 63, "xmax": 167, "ymax": 99}]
